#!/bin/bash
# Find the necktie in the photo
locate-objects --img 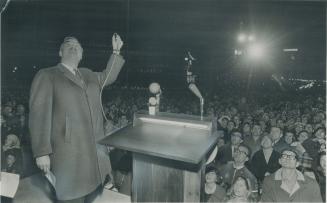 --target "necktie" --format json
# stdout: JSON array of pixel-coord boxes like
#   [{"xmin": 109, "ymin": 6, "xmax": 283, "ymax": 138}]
[{"xmin": 74, "ymin": 69, "xmax": 86, "ymax": 88}]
